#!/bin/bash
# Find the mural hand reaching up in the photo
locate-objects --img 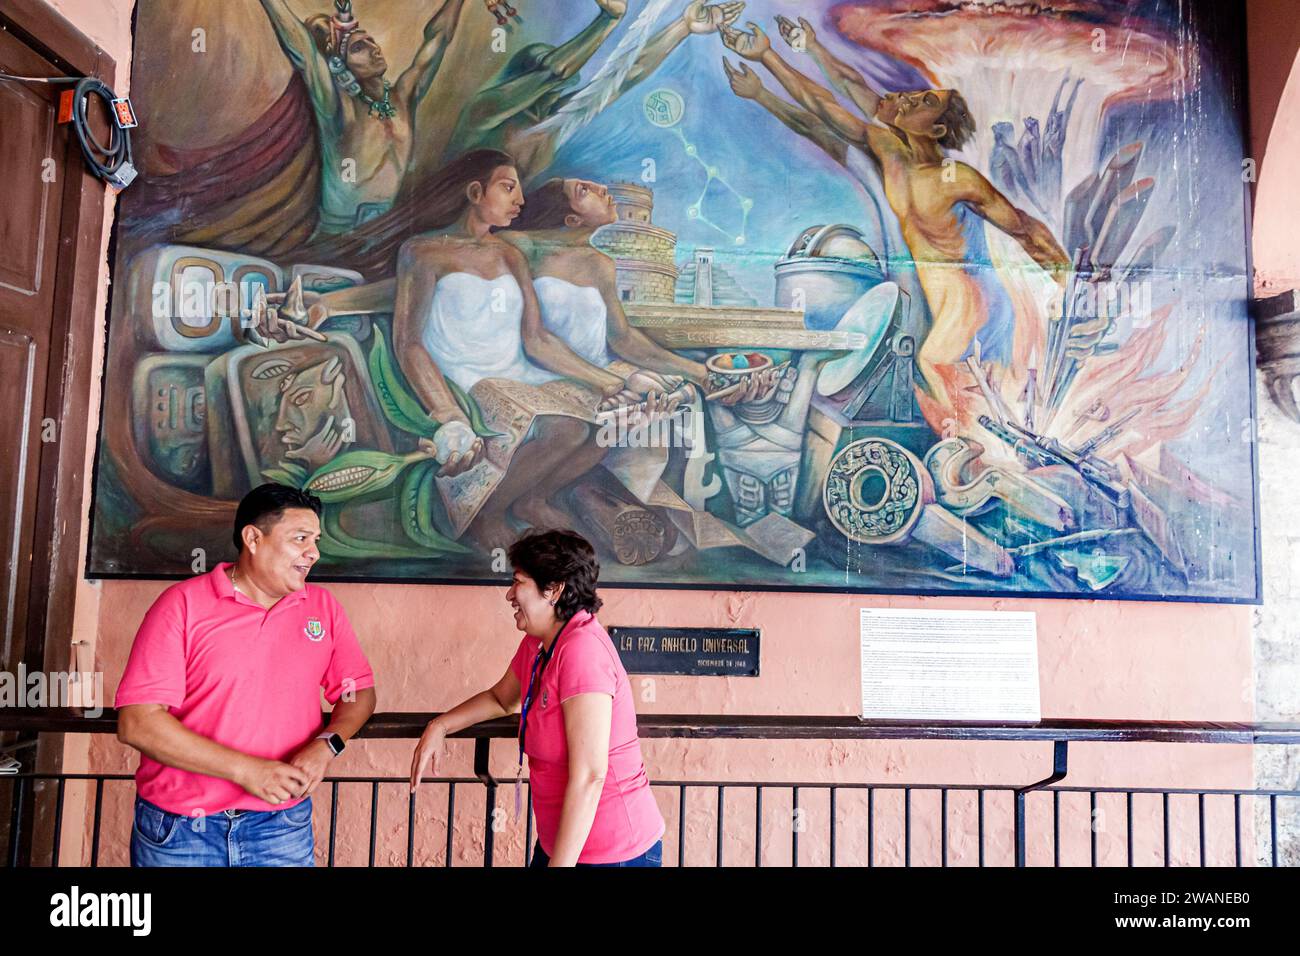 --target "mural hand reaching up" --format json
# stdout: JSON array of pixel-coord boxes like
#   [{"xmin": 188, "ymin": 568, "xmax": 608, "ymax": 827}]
[
  {"xmin": 722, "ymin": 57, "xmax": 763, "ymax": 99},
  {"xmin": 775, "ymin": 14, "xmax": 815, "ymax": 50},
  {"xmin": 595, "ymin": 0, "xmax": 628, "ymax": 18},
  {"xmin": 720, "ymin": 22, "xmax": 771, "ymax": 61},
  {"xmin": 685, "ymin": 1, "xmax": 746, "ymax": 34}
]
